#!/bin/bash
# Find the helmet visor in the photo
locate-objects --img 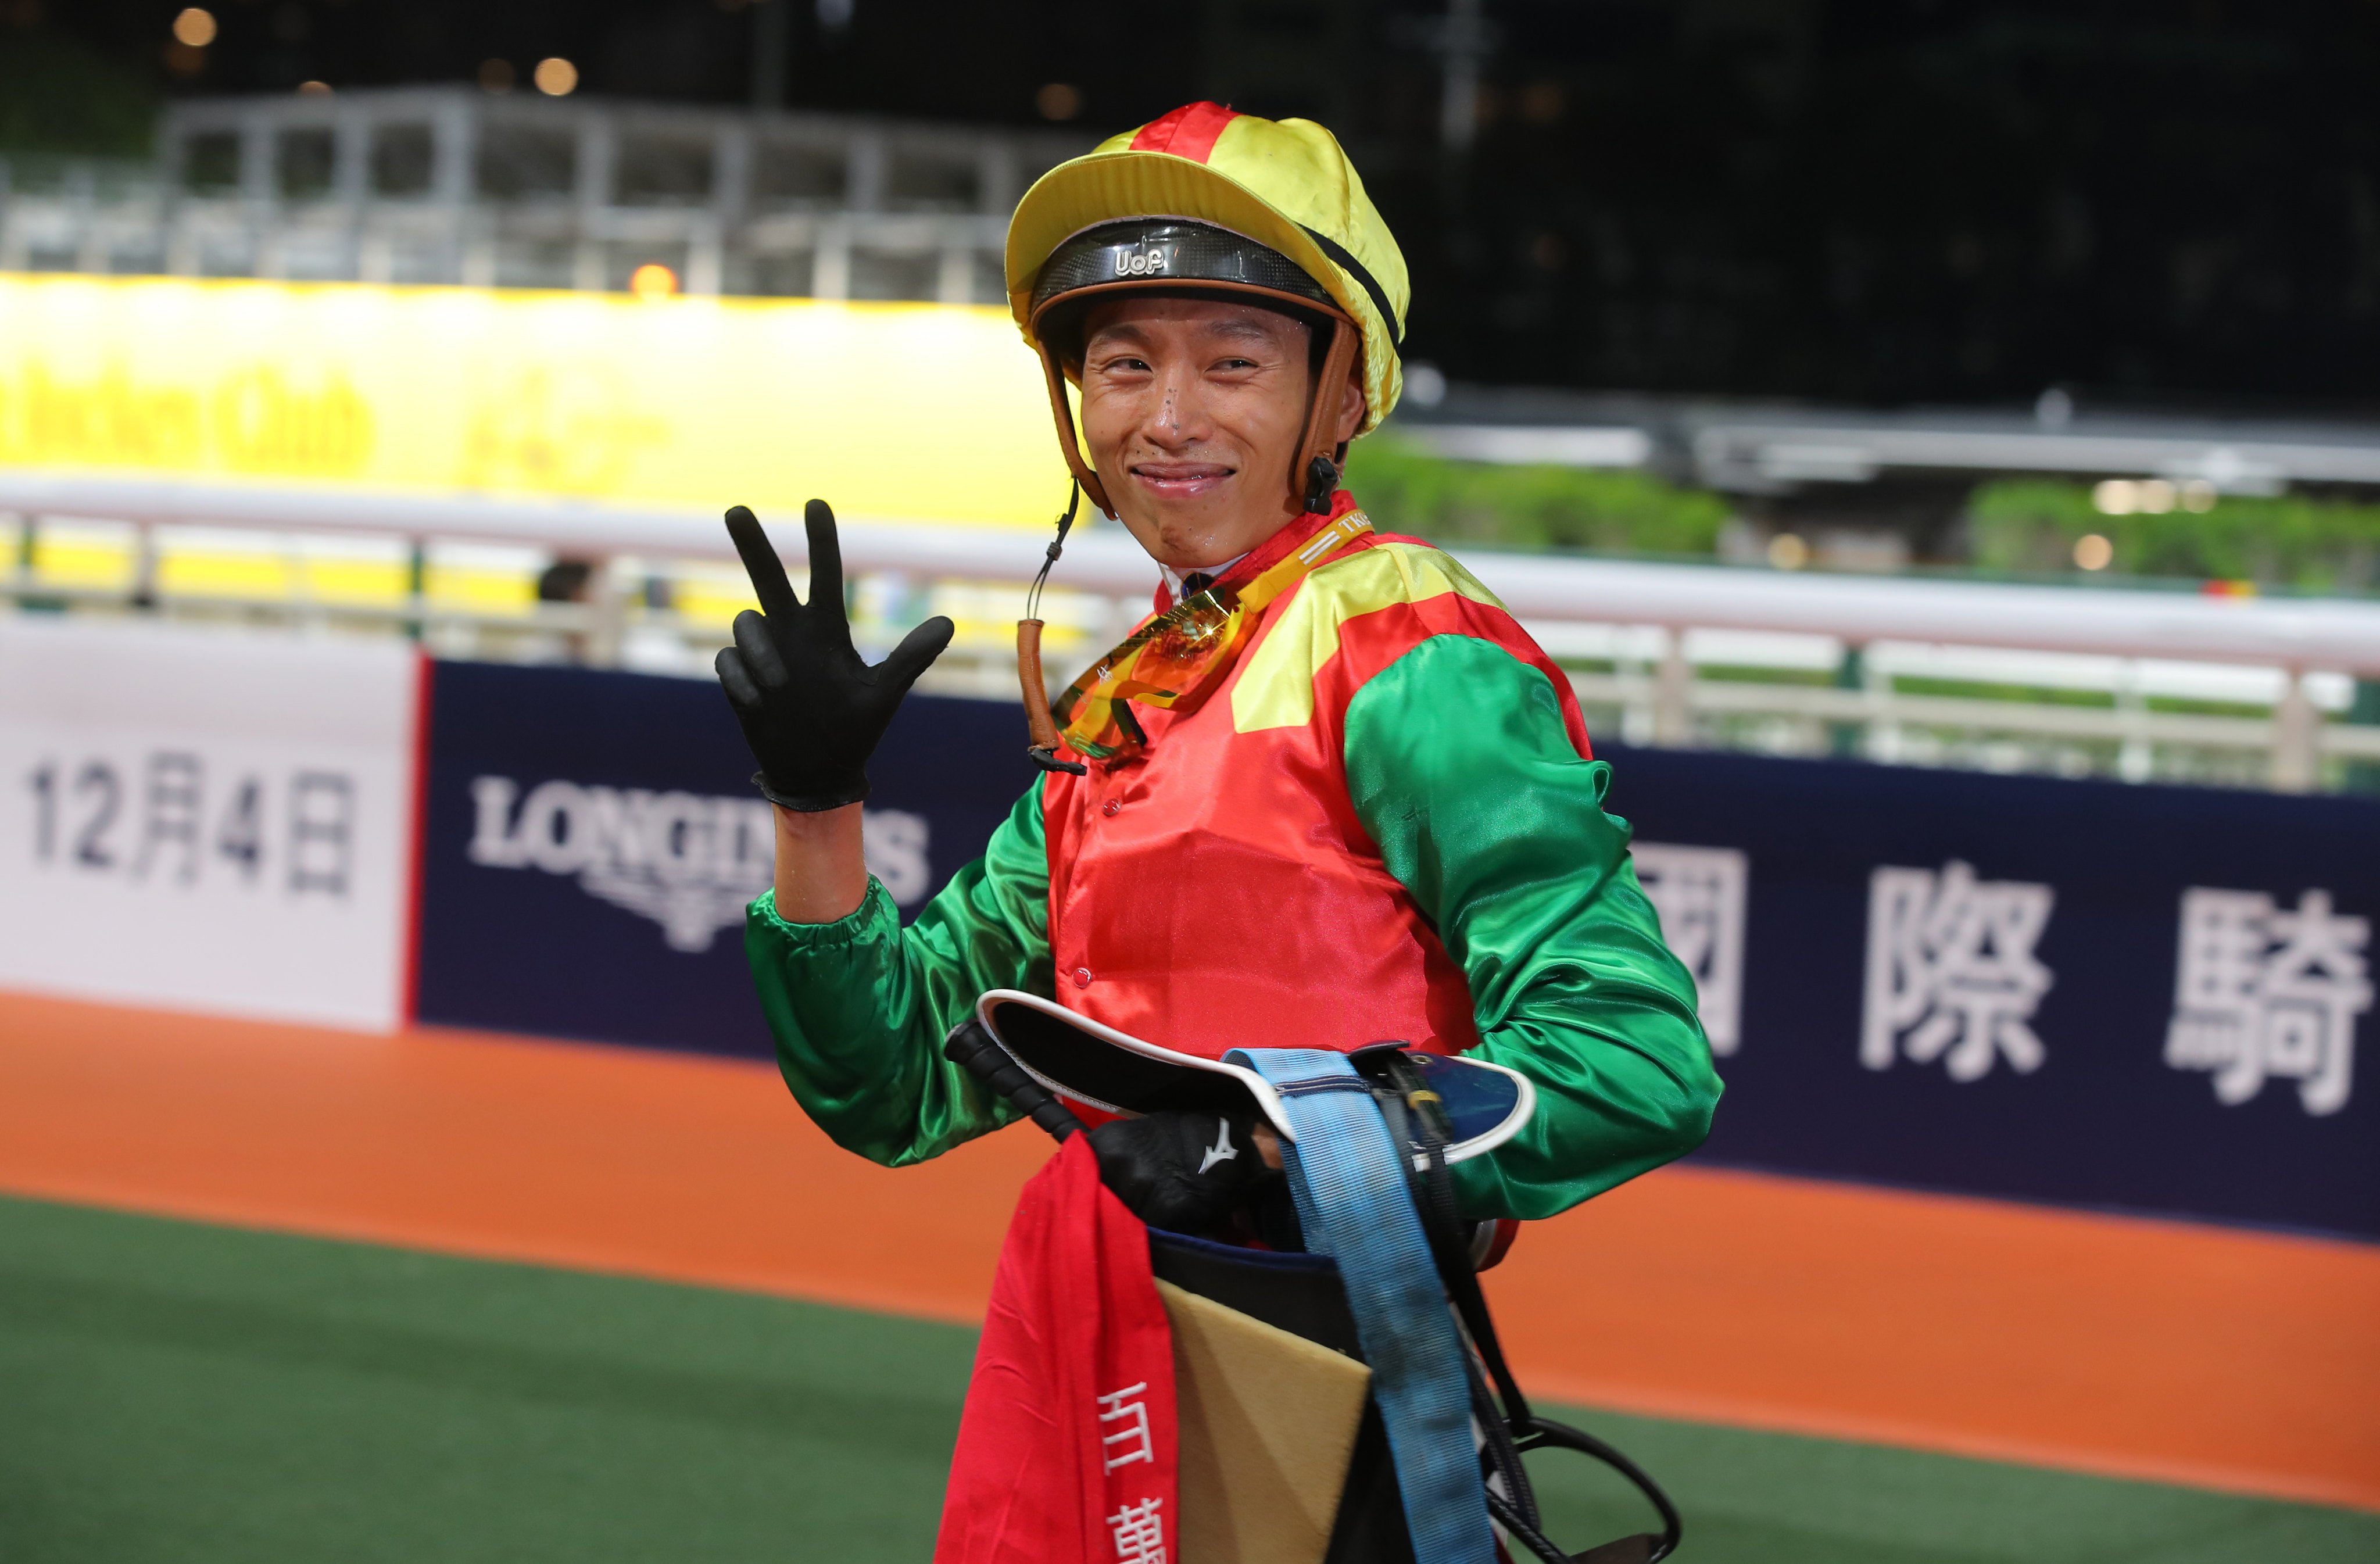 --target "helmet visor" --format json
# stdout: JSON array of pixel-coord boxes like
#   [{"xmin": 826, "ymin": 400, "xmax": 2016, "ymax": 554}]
[{"xmin": 1029, "ymin": 220, "xmax": 1342, "ymax": 345}]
